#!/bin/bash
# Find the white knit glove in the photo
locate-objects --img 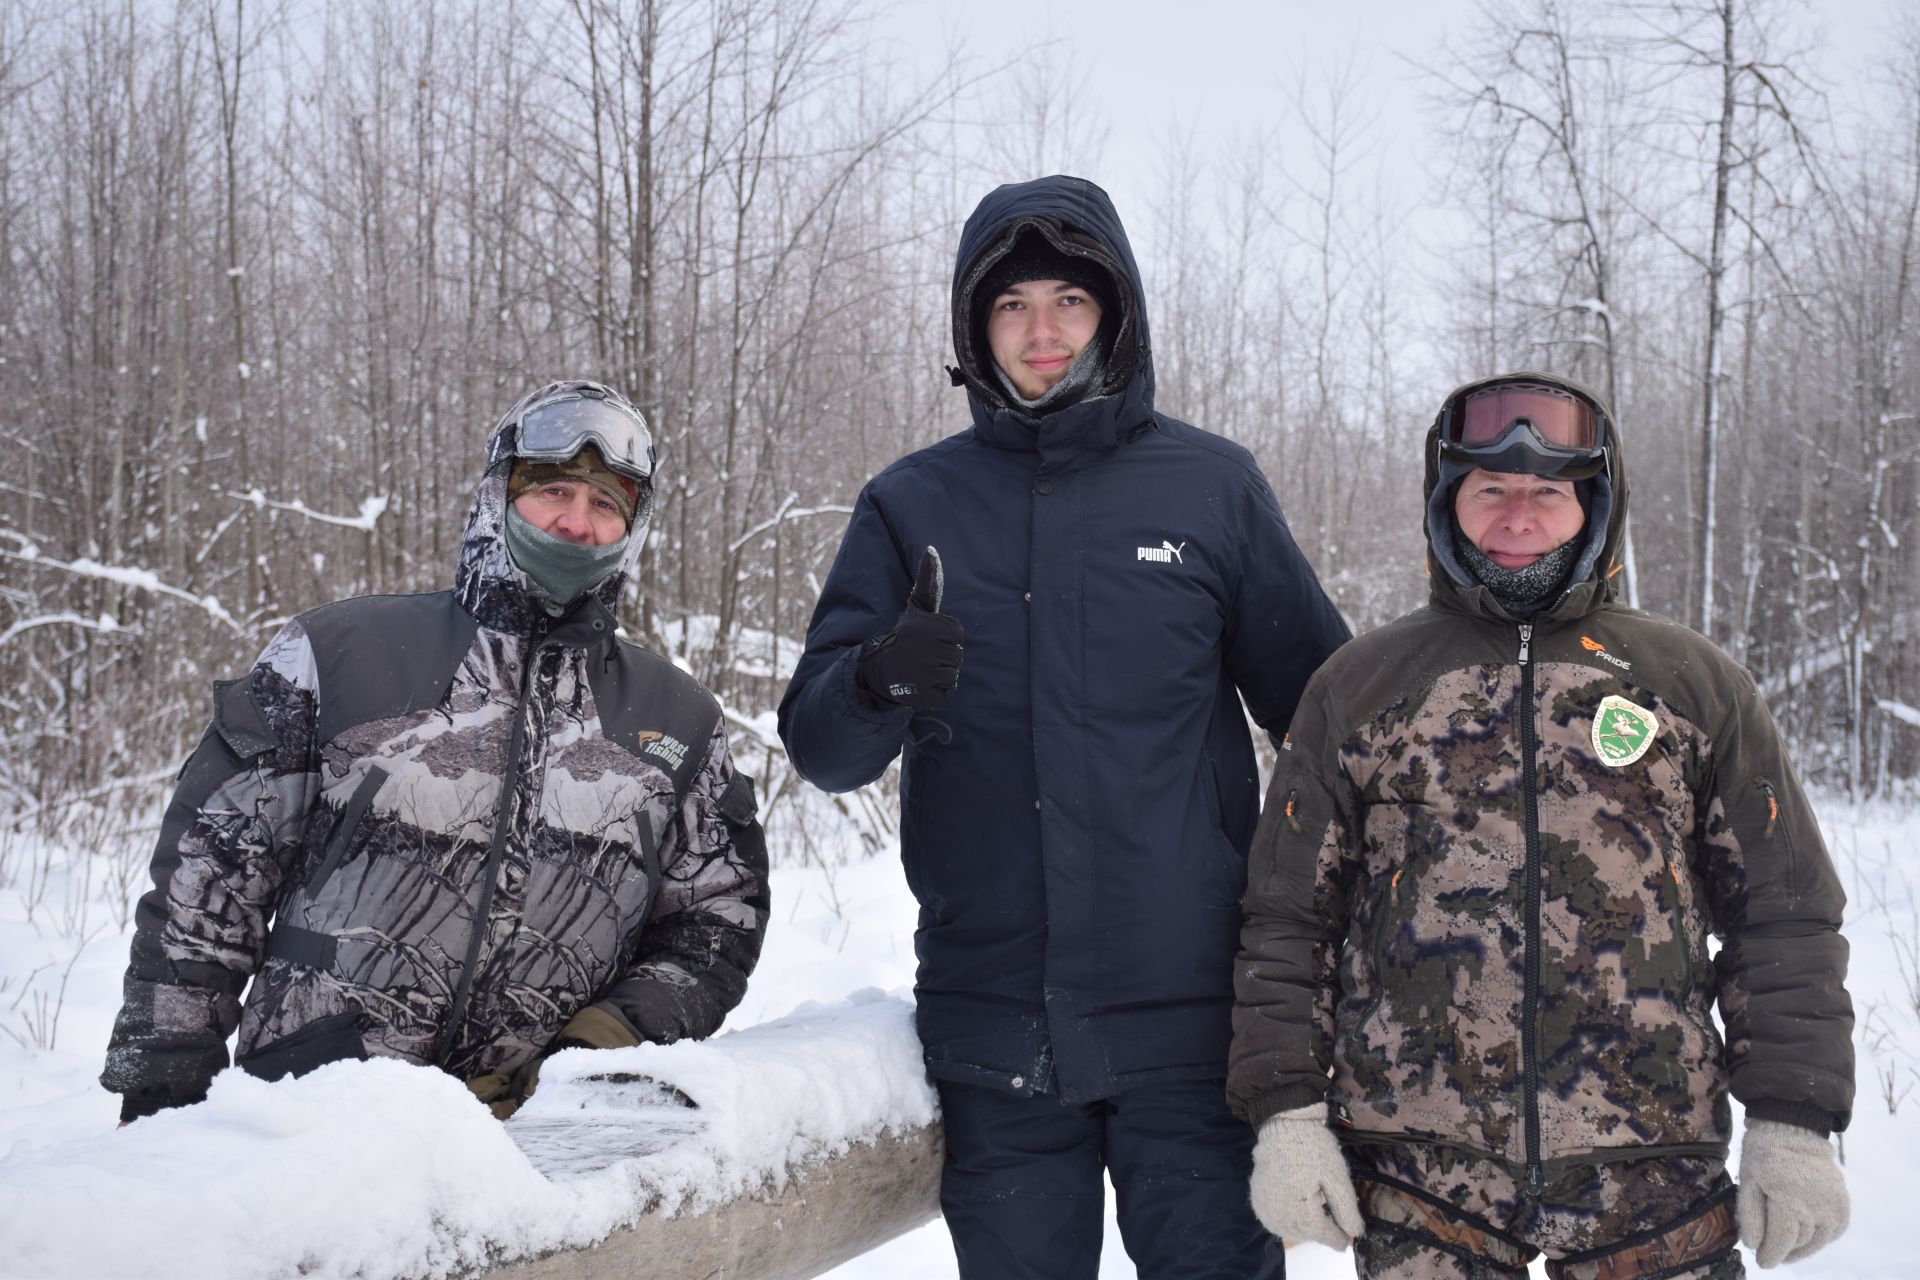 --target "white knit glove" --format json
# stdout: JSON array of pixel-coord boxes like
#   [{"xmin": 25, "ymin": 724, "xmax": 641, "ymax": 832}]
[
  {"xmin": 1249, "ymin": 1103, "xmax": 1364, "ymax": 1251},
  {"xmin": 1738, "ymin": 1118, "xmax": 1850, "ymax": 1268}
]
